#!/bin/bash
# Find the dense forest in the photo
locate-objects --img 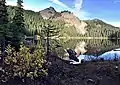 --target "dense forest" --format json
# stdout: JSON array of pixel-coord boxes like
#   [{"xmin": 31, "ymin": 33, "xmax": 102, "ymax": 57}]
[
  {"xmin": 6, "ymin": 6, "xmax": 120, "ymax": 38},
  {"xmin": 7, "ymin": 6, "xmax": 65, "ymax": 36},
  {"xmin": 84, "ymin": 19, "xmax": 120, "ymax": 37}
]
